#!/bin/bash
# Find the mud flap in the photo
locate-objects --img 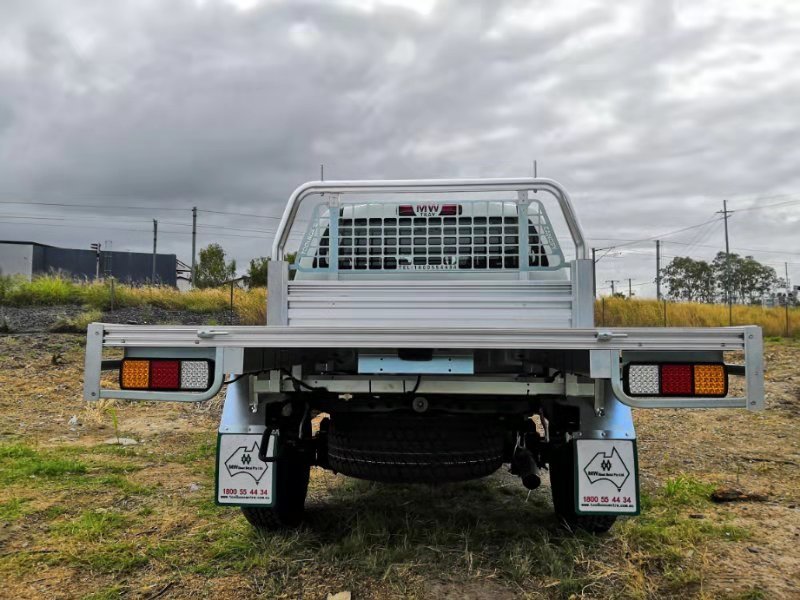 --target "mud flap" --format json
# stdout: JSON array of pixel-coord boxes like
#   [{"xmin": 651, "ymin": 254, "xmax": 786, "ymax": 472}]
[
  {"xmin": 574, "ymin": 438, "xmax": 639, "ymax": 515},
  {"xmin": 215, "ymin": 432, "xmax": 277, "ymax": 507}
]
